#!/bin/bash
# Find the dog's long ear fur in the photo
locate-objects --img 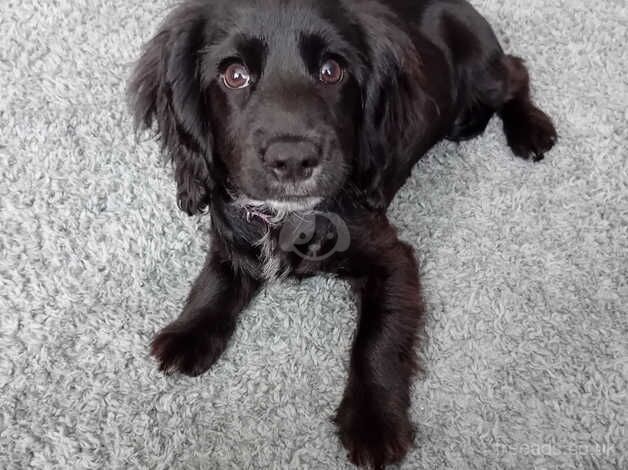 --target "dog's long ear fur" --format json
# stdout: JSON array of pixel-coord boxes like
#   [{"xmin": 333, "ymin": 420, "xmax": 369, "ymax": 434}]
[
  {"xmin": 356, "ymin": 6, "xmax": 428, "ymax": 208},
  {"xmin": 128, "ymin": 2, "xmax": 213, "ymax": 215}
]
